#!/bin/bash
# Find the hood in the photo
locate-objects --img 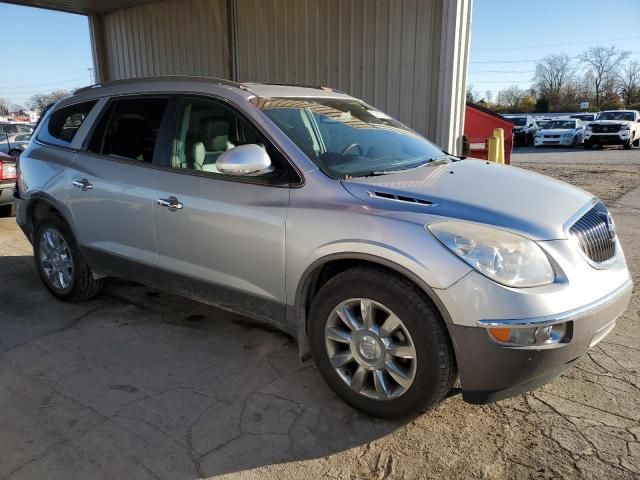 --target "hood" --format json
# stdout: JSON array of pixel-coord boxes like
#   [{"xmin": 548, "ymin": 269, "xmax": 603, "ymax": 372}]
[{"xmin": 340, "ymin": 160, "xmax": 594, "ymax": 240}]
